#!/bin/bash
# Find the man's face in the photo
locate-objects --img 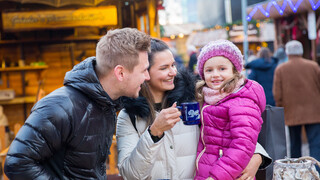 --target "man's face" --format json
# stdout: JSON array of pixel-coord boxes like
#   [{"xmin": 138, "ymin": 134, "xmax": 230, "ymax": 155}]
[{"xmin": 123, "ymin": 51, "xmax": 150, "ymax": 98}]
